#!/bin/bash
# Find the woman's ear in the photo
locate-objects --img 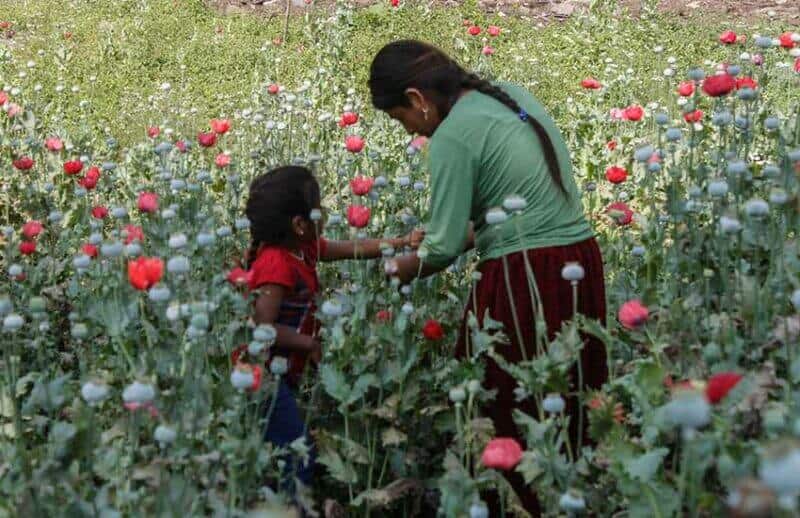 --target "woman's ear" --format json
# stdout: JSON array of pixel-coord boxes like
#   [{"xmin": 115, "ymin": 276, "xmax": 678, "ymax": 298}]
[{"xmin": 404, "ymin": 88, "xmax": 426, "ymax": 111}]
